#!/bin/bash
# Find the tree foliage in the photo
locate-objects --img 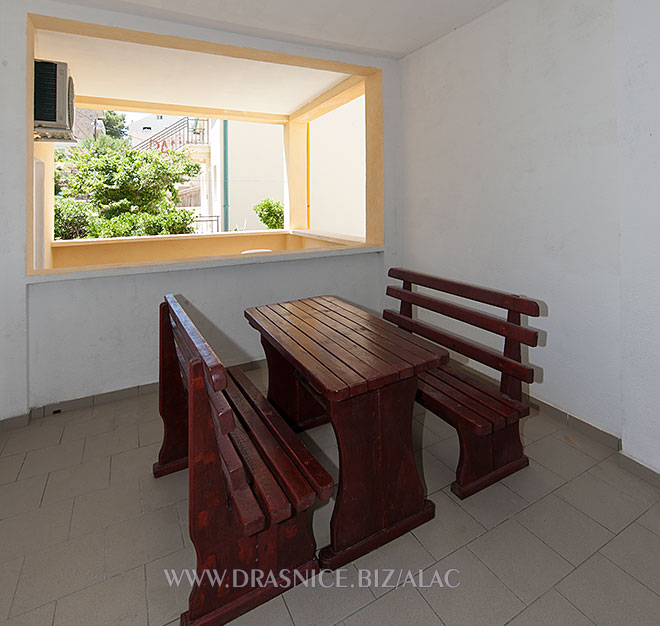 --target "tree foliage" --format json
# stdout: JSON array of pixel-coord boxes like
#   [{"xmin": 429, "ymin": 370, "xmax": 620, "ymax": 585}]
[
  {"xmin": 253, "ymin": 198, "xmax": 284, "ymax": 229},
  {"xmin": 54, "ymin": 138, "xmax": 201, "ymax": 239},
  {"xmin": 102, "ymin": 110, "xmax": 127, "ymax": 138}
]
